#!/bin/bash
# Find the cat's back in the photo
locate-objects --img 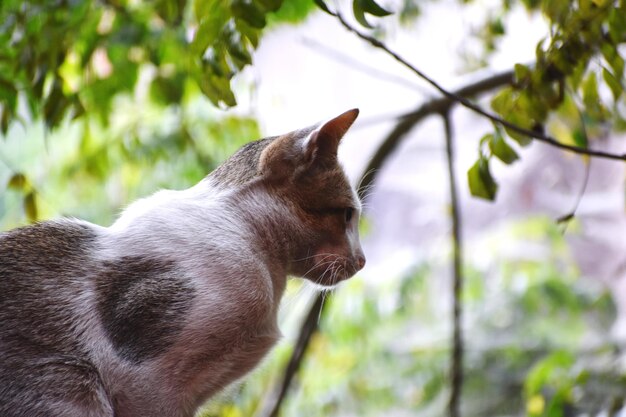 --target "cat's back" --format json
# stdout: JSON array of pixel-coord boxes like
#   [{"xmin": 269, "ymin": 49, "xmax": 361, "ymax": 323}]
[
  {"xmin": 0, "ymin": 219, "xmax": 100, "ymax": 351},
  {"xmin": 0, "ymin": 219, "xmax": 99, "ymax": 277},
  {"xmin": 0, "ymin": 220, "xmax": 114, "ymax": 417}
]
